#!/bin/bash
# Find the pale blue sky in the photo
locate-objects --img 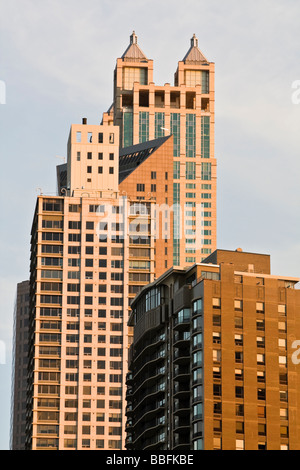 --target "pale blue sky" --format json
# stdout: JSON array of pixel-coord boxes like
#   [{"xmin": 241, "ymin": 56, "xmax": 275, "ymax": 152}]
[{"xmin": 1, "ymin": 0, "xmax": 300, "ymax": 450}]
